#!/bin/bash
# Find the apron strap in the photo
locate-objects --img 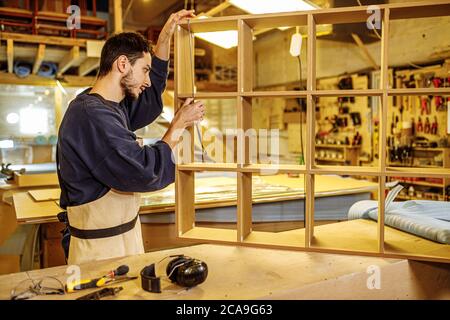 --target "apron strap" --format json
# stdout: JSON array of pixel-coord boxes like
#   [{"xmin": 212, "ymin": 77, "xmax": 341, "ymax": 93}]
[{"xmin": 69, "ymin": 214, "xmax": 140, "ymax": 240}]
